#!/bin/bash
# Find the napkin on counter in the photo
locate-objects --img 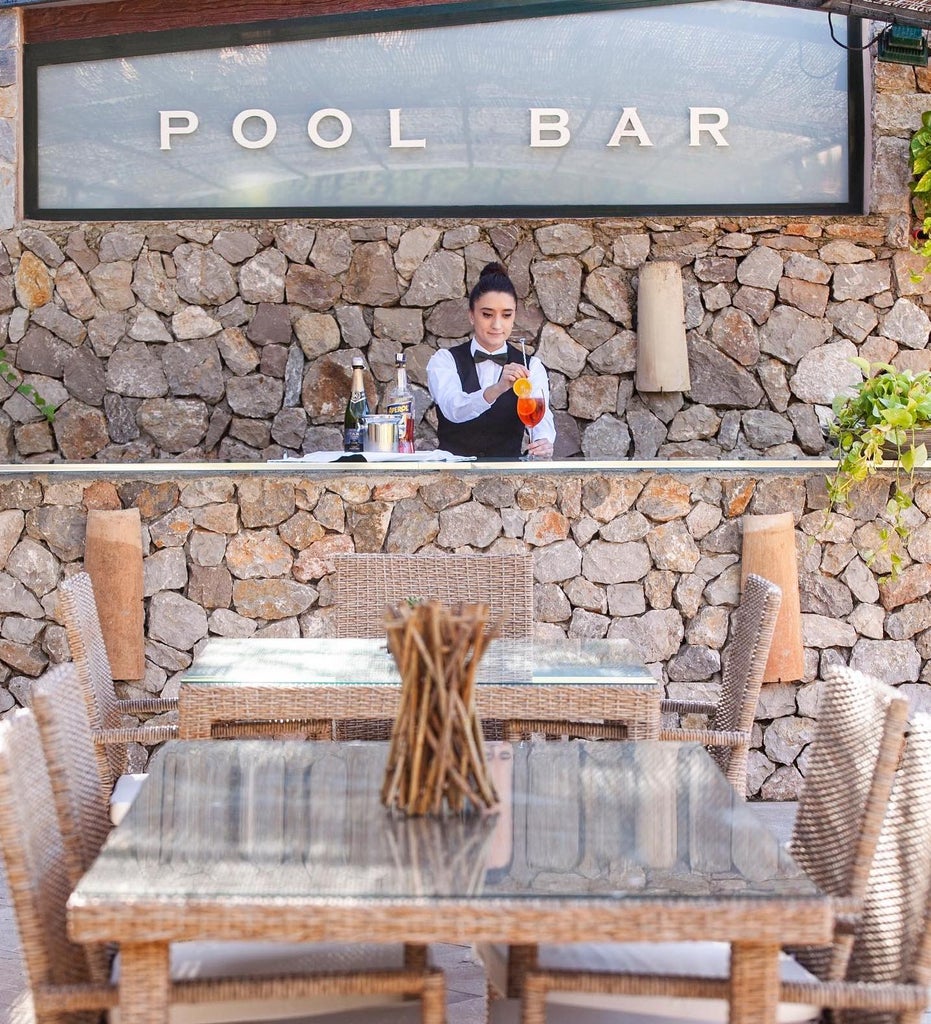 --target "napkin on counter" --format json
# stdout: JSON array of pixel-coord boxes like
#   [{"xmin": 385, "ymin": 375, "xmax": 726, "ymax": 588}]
[{"xmin": 268, "ymin": 450, "xmax": 476, "ymax": 464}]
